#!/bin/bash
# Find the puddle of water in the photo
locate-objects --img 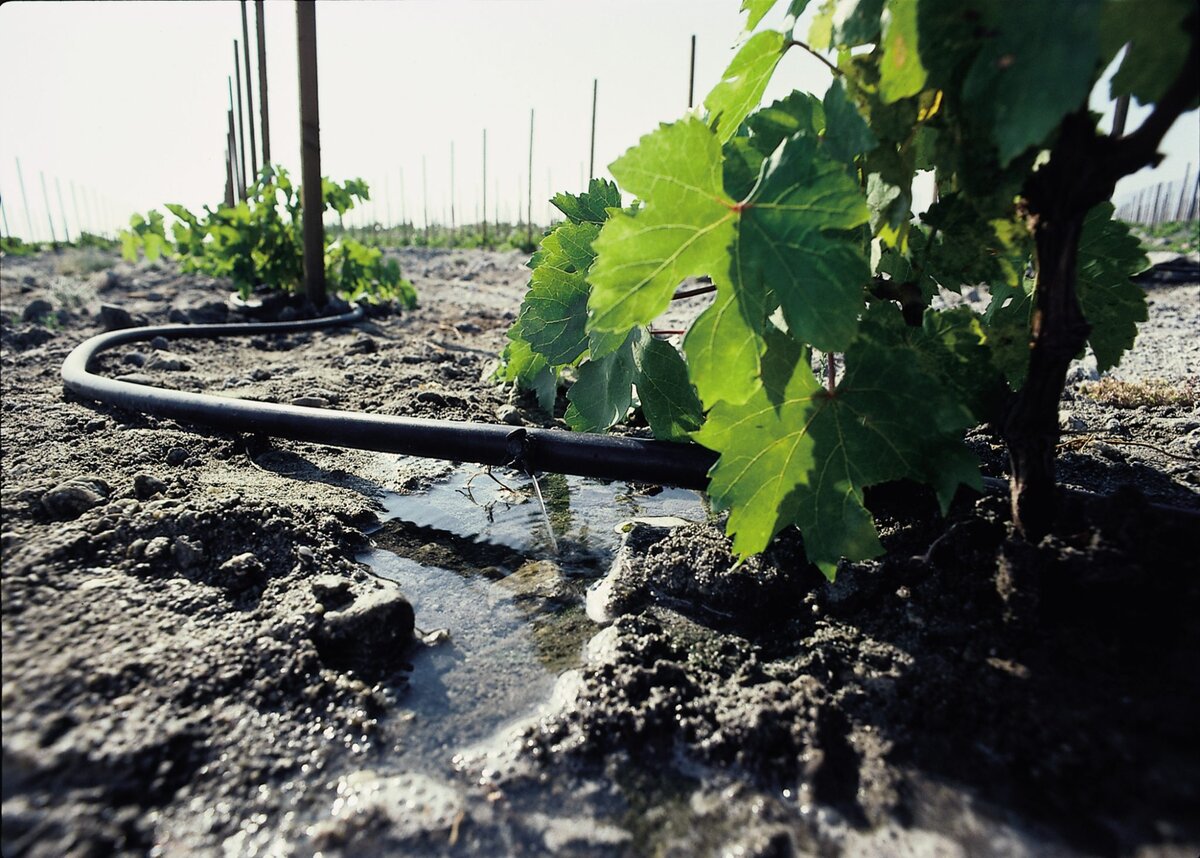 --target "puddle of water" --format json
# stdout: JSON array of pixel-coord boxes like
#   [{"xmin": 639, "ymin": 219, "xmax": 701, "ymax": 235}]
[
  {"xmin": 361, "ymin": 465, "xmax": 709, "ymax": 767},
  {"xmin": 377, "ymin": 468, "xmax": 706, "ymax": 559}
]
